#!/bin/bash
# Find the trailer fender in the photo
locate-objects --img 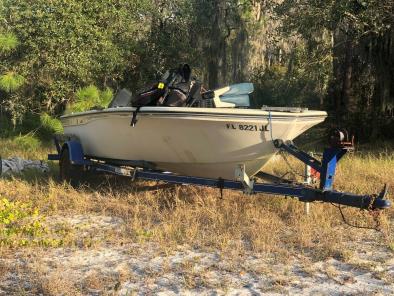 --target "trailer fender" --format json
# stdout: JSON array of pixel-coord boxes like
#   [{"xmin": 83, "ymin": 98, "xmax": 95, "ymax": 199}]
[{"xmin": 61, "ymin": 141, "xmax": 86, "ymax": 165}]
